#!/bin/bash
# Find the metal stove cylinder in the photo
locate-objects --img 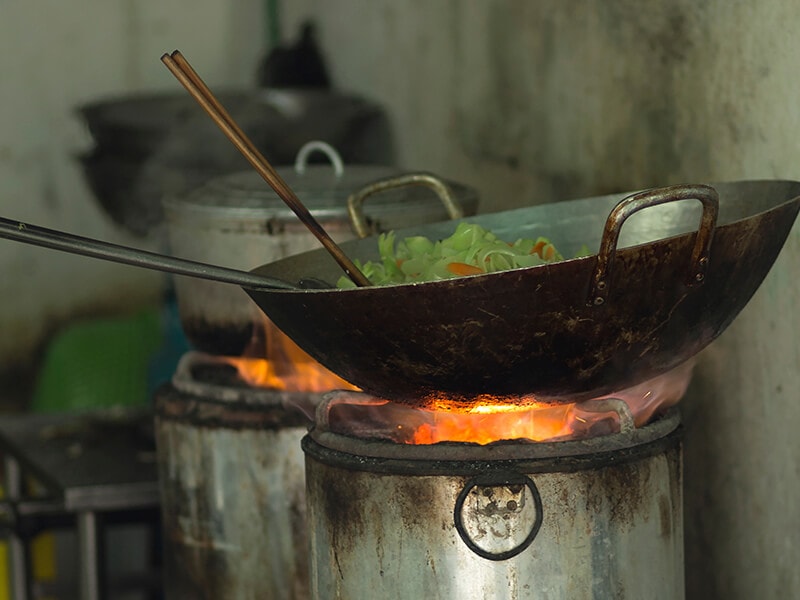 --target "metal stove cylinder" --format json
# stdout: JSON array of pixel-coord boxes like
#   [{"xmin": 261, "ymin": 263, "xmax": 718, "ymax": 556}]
[
  {"xmin": 154, "ymin": 370, "xmax": 316, "ymax": 600},
  {"xmin": 303, "ymin": 410, "xmax": 683, "ymax": 600}
]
